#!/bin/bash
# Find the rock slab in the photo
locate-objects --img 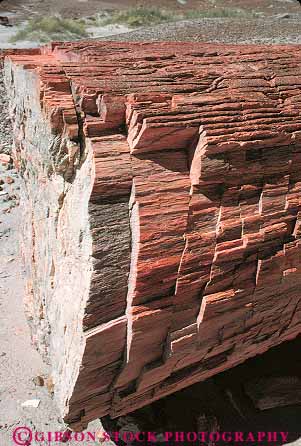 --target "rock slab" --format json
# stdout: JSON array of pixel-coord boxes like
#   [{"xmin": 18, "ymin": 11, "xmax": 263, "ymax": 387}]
[{"xmin": 4, "ymin": 41, "xmax": 301, "ymax": 430}]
